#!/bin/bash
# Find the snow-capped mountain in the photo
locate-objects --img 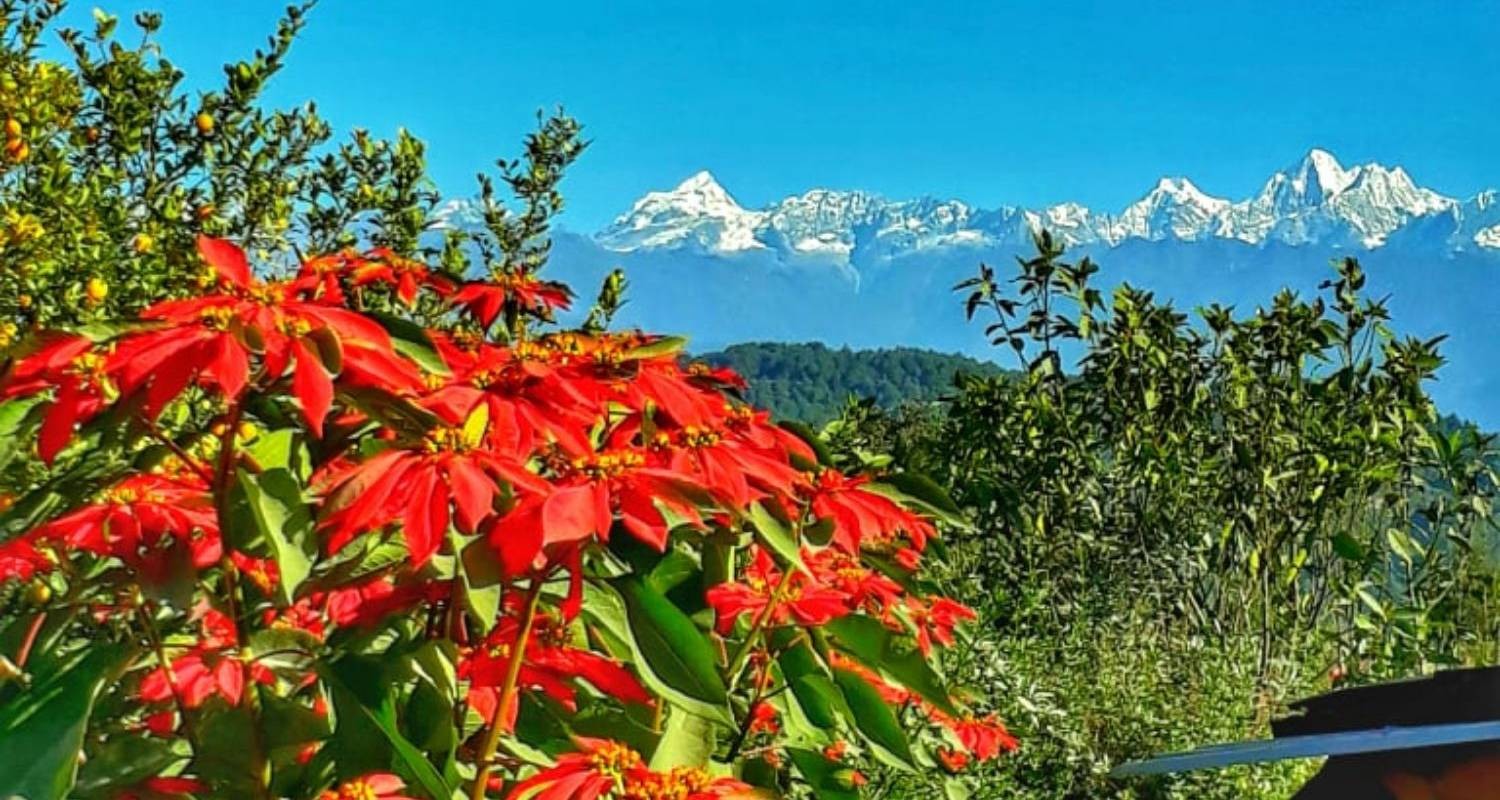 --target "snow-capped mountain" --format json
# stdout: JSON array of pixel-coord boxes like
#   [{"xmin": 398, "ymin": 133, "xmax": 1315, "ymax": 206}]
[
  {"xmin": 434, "ymin": 148, "xmax": 1500, "ymax": 428},
  {"xmin": 594, "ymin": 170, "xmax": 767, "ymax": 253},
  {"xmin": 593, "ymin": 149, "xmax": 1490, "ymax": 259}
]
